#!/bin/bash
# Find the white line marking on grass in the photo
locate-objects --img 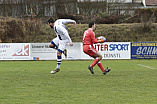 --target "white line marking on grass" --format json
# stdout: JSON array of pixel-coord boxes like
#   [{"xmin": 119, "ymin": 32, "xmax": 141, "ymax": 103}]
[{"xmin": 138, "ymin": 64, "xmax": 156, "ymax": 69}]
